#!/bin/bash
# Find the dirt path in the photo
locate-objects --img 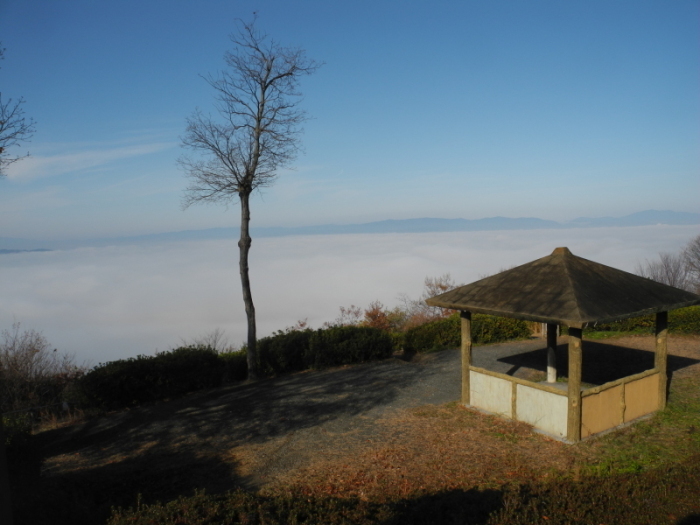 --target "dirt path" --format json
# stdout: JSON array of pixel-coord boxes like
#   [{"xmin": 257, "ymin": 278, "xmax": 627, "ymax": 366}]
[{"xmin": 38, "ymin": 335, "xmax": 700, "ymax": 504}]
